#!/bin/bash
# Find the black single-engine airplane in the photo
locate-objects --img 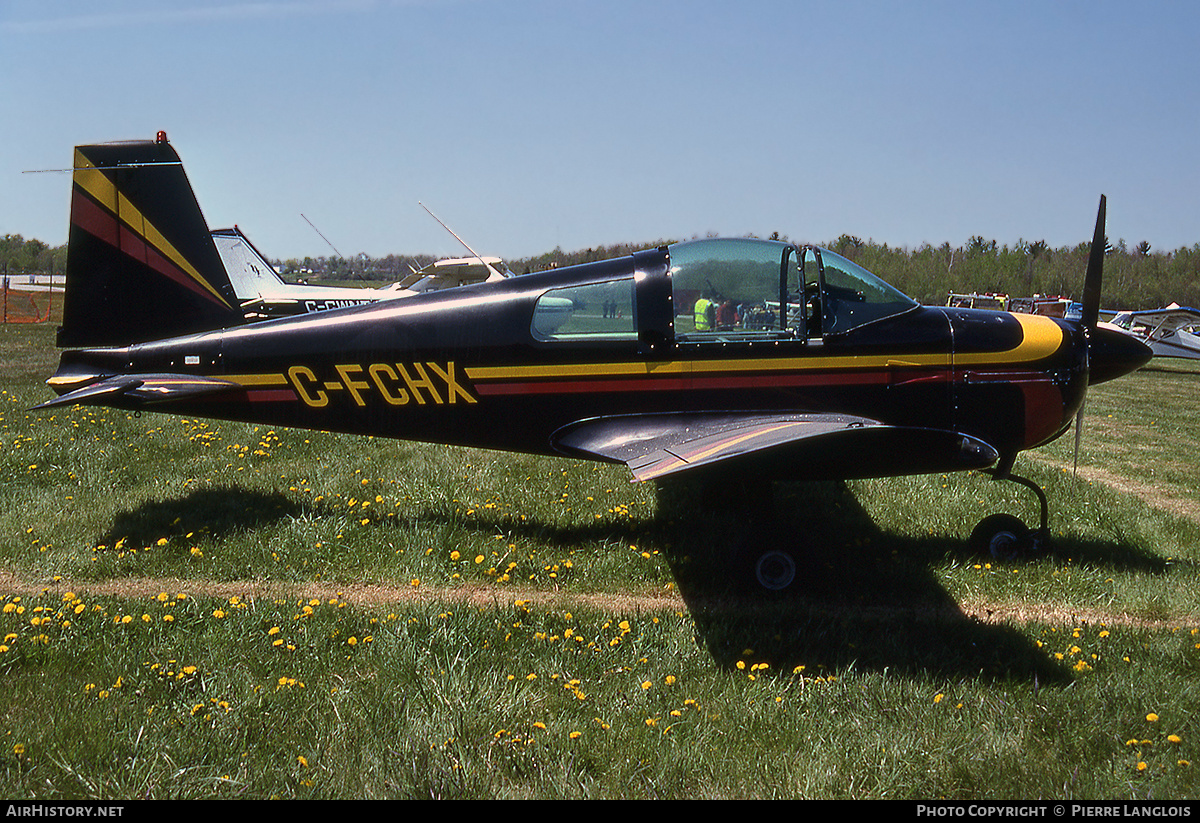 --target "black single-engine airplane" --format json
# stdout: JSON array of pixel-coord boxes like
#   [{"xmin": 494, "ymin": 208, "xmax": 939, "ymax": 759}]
[{"xmin": 39, "ymin": 133, "xmax": 1153, "ymax": 591}]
